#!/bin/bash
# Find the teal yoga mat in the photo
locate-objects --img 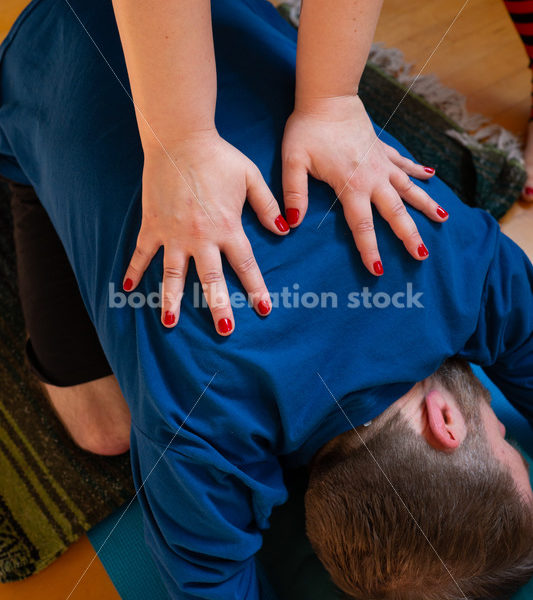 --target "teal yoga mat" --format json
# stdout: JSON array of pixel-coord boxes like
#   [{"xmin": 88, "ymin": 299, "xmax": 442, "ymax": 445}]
[{"xmin": 88, "ymin": 367, "xmax": 533, "ymax": 599}]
